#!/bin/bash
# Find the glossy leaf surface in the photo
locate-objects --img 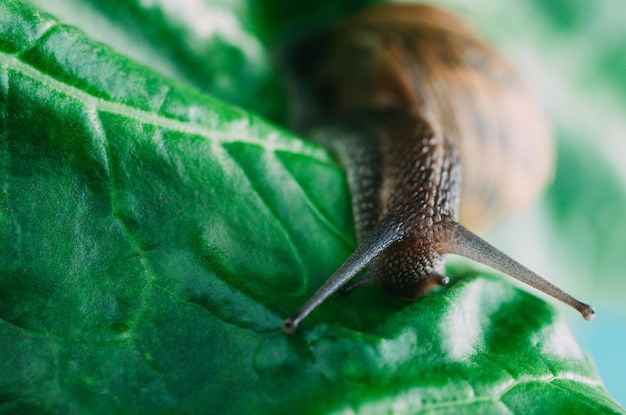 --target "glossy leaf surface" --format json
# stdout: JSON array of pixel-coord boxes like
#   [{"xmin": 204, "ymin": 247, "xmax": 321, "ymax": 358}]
[{"xmin": 1, "ymin": 1, "xmax": 624, "ymax": 414}]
